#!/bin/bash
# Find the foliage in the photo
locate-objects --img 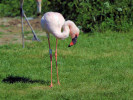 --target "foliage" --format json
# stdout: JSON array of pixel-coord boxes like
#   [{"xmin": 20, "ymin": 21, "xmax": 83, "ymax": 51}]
[
  {"xmin": 0, "ymin": 31, "xmax": 133, "ymax": 99},
  {"xmin": 0, "ymin": 0, "xmax": 133, "ymax": 32},
  {"xmin": 0, "ymin": 0, "xmax": 34, "ymax": 17}
]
